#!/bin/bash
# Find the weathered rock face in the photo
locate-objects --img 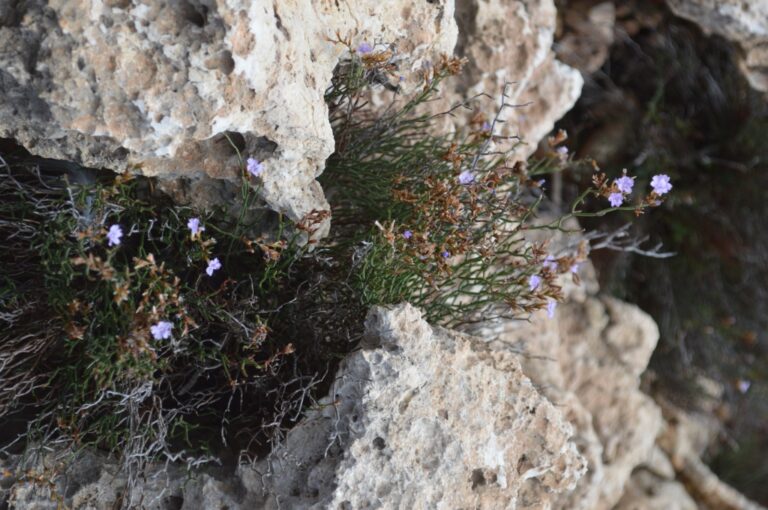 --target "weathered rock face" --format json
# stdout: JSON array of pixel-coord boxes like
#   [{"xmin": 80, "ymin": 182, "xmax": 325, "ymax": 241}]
[
  {"xmin": 466, "ymin": 273, "xmax": 663, "ymax": 510},
  {"xmin": 0, "ymin": 0, "xmax": 458, "ymax": 234},
  {"xmin": 666, "ymin": 0, "xmax": 768, "ymax": 93},
  {"xmin": 2, "ymin": 304, "xmax": 588, "ymax": 509},
  {"xmin": 447, "ymin": 0, "xmax": 584, "ymax": 157},
  {"xmin": 556, "ymin": 1, "xmax": 616, "ymax": 74},
  {"xmin": 5, "ymin": 289, "xmax": 765, "ymax": 509},
  {"xmin": 0, "ymin": 0, "xmax": 586, "ymax": 234},
  {"xmin": 267, "ymin": 303, "xmax": 587, "ymax": 509}
]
